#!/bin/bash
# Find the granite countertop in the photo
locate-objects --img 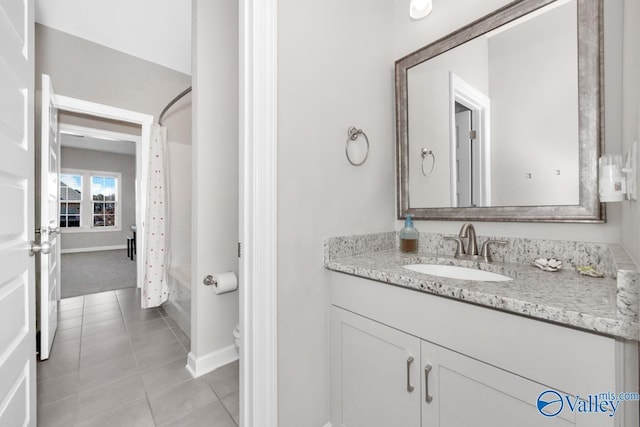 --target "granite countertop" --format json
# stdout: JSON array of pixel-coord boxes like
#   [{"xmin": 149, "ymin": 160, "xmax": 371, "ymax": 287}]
[{"xmin": 325, "ymin": 246, "xmax": 639, "ymax": 340}]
